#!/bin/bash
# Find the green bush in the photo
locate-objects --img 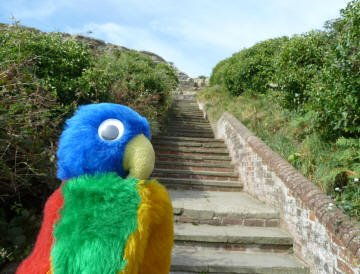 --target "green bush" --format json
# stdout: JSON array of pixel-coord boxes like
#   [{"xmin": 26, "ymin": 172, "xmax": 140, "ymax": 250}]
[
  {"xmin": 210, "ymin": 37, "xmax": 287, "ymax": 96},
  {"xmin": 275, "ymin": 31, "xmax": 328, "ymax": 110},
  {"xmin": 0, "ymin": 23, "xmax": 177, "ymax": 265},
  {"xmin": 210, "ymin": 58, "xmax": 231, "ymax": 86},
  {"xmin": 0, "ymin": 26, "xmax": 92, "ymax": 105},
  {"xmin": 307, "ymin": 0, "xmax": 360, "ymax": 139}
]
